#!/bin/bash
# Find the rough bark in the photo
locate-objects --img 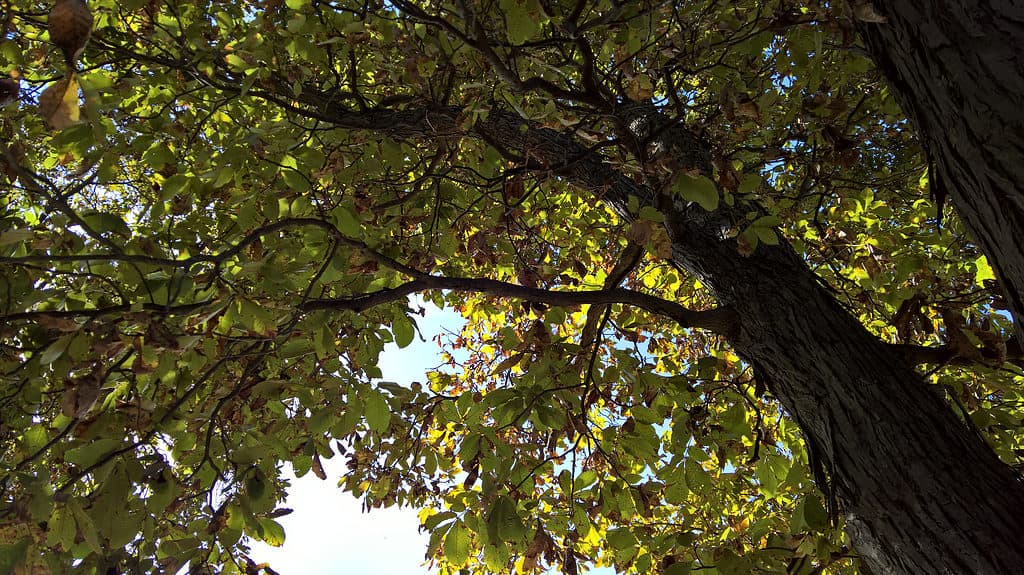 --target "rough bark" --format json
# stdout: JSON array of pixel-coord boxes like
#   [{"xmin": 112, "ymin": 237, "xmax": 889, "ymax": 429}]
[
  {"xmin": 306, "ymin": 98, "xmax": 1024, "ymax": 572},
  {"xmin": 855, "ymin": 2, "xmax": 1024, "ymax": 339}
]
